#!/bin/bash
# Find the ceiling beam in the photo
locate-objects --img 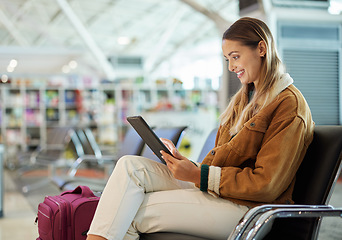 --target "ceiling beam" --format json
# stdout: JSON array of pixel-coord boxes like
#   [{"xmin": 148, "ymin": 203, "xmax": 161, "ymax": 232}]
[
  {"xmin": 34, "ymin": 4, "xmax": 70, "ymax": 46},
  {"xmin": 85, "ymin": 0, "xmax": 119, "ymax": 26},
  {"xmin": 150, "ymin": 20, "xmax": 215, "ymax": 72},
  {"xmin": 145, "ymin": 7, "xmax": 188, "ymax": 73},
  {"xmin": 1, "ymin": 0, "xmax": 35, "ymax": 45},
  {"xmin": 0, "ymin": 8, "xmax": 30, "ymax": 46},
  {"xmin": 55, "ymin": 0, "xmax": 116, "ymax": 80},
  {"xmin": 145, "ymin": 0, "xmax": 235, "ymax": 73},
  {"xmin": 179, "ymin": 0, "xmax": 235, "ymax": 31}
]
